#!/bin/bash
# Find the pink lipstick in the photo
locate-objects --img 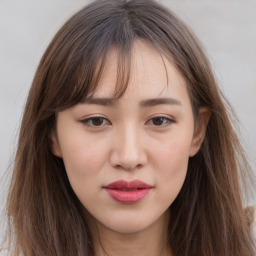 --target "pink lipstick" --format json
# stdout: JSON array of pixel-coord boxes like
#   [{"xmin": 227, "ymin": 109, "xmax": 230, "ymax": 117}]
[{"xmin": 104, "ymin": 180, "xmax": 152, "ymax": 204}]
